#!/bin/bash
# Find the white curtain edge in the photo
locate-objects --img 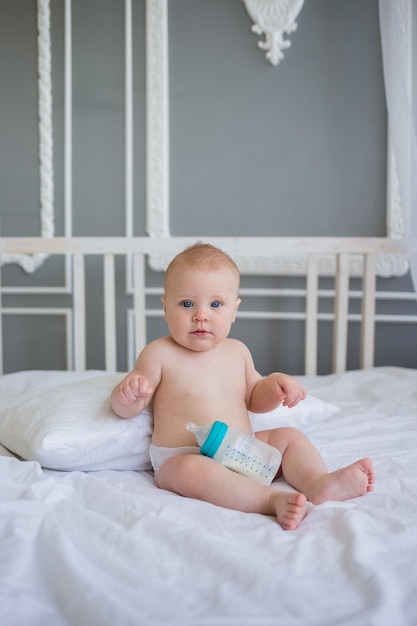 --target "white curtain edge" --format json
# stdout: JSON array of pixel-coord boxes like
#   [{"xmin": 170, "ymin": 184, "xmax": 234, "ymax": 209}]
[{"xmin": 379, "ymin": 0, "xmax": 417, "ymax": 299}]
